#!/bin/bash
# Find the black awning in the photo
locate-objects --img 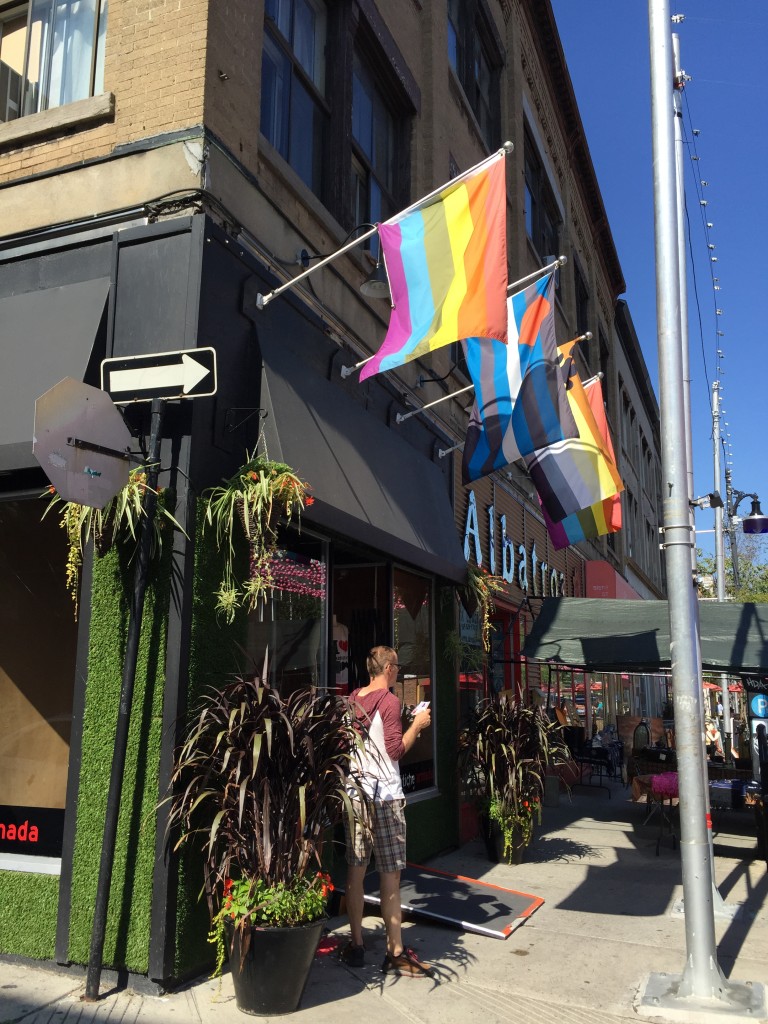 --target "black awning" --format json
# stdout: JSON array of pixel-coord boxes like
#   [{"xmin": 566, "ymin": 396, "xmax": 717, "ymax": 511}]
[
  {"xmin": 258, "ymin": 333, "xmax": 467, "ymax": 584},
  {"xmin": 522, "ymin": 597, "xmax": 768, "ymax": 674},
  {"xmin": 0, "ymin": 278, "xmax": 110, "ymax": 472}
]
